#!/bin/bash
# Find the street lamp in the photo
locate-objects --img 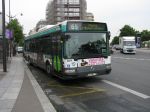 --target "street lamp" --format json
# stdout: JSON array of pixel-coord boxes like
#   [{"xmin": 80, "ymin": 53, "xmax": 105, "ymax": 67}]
[{"xmin": 2, "ymin": 0, "xmax": 7, "ymax": 72}]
